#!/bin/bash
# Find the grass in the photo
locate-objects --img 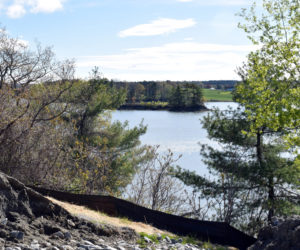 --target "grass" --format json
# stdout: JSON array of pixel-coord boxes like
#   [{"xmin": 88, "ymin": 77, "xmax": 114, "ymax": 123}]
[
  {"xmin": 203, "ymin": 89, "xmax": 233, "ymax": 102},
  {"xmin": 139, "ymin": 101, "xmax": 169, "ymax": 107},
  {"xmin": 47, "ymin": 196, "xmax": 171, "ymax": 235},
  {"xmin": 48, "ymin": 197, "xmax": 237, "ymax": 250},
  {"xmin": 137, "ymin": 232, "xmax": 233, "ymax": 249}
]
